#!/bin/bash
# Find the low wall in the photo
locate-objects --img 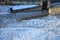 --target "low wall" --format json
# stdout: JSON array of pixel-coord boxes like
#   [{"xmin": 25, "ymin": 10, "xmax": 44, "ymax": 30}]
[{"xmin": 49, "ymin": 6, "xmax": 60, "ymax": 15}]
